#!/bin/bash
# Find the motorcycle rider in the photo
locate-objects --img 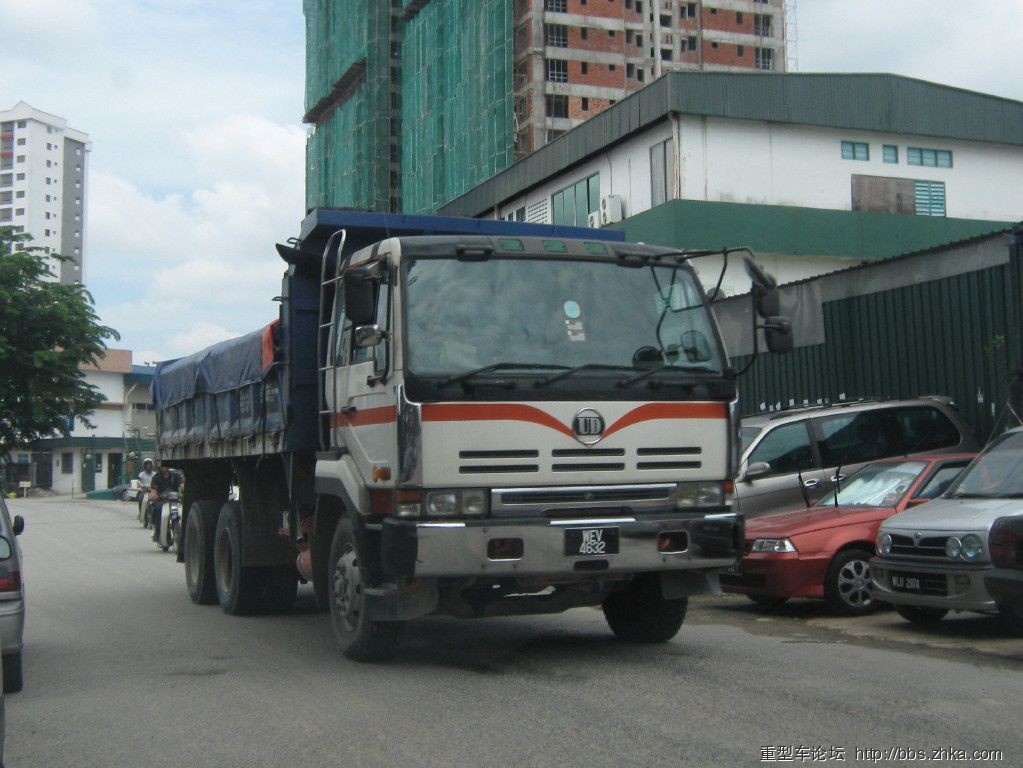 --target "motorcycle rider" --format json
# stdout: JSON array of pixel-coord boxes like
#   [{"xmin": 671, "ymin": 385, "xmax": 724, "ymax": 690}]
[
  {"xmin": 137, "ymin": 458, "xmax": 156, "ymax": 524},
  {"xmin": 148, "ymin": 463, "xmax": 183, "ymax": 542}
]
